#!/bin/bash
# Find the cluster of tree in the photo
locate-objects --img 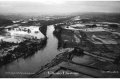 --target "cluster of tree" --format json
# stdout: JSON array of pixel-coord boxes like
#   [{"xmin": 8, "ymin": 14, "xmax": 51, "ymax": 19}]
[
  {"xmin": 53, "ymin": 24, "xmax": 64, "ymax": 49},
  {"xmin": 0, "ymin": 38, "xmax": 47, "ymax": 66},
  {"xmin": 86, "ymin": 24, "xmax": 97, "ymax": 28},
  {"xmin": 0, "ymin": 18, "xmax": 13, "ymax": 26},
  {"xmin": 39, "ymin": 17, "xmax": 73, "ymax": 36},
  {"xmin": 21, "ymin": 21, "xmax": 41, "ymax": 26},
  {"xmin": 0, "ymin": 41, "xmax": 17, "ymax": 50},
  {"xmin": 109, "ymin": 24, "xmax": 119, "ymax": 29}
]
